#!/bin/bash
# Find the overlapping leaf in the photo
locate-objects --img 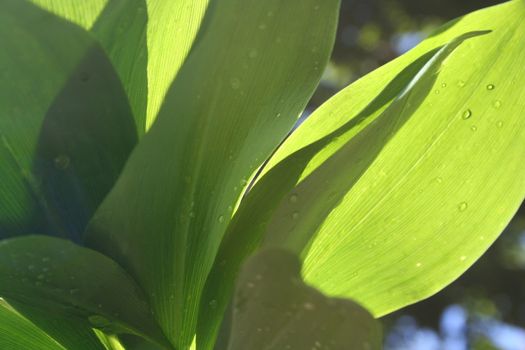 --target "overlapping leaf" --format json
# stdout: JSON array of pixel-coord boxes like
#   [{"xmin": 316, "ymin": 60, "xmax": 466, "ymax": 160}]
[
  {"xmin": 86, "ymin": 0, "xmax": 340, "ymax": 348},
  {"xmin": 30, "ymin": 0, "xmax": 210, "ymax": 134},
  {"xmin": 0, "ymin": 298, "xmax": 104, "ymax": 350},
  {"xmin": 218, "ymin": 249, "xmax": 381, "ymax": 350},
  {"xmin": 0, "ymin": 0, "xmax": 136, "ymax": 241},
  {"xmin": 0, "ymin": 236, "xmax": 169, "ymax": 348},
  {"xmin": 204, "ymin": 0, "xmax": 525, "ymax": 326}
]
